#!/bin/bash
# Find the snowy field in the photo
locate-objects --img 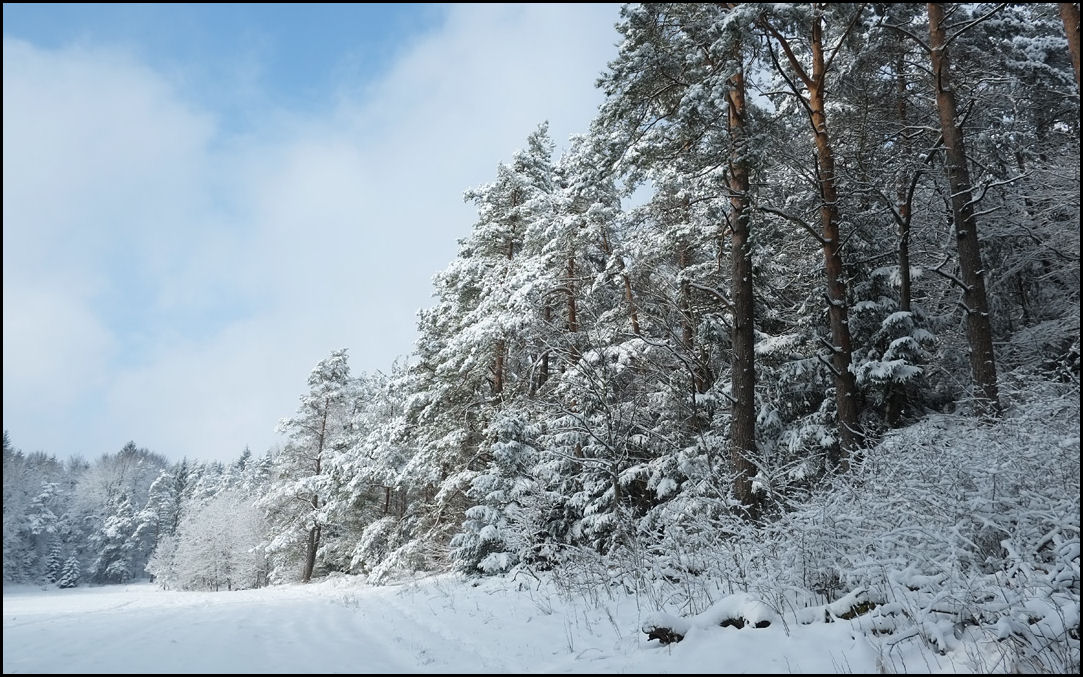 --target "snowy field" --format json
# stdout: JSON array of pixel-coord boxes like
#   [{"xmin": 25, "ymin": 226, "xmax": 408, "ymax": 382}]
[{"xmin": 3, "ymin": 575, "xmax": 982, "ymax": 674}]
